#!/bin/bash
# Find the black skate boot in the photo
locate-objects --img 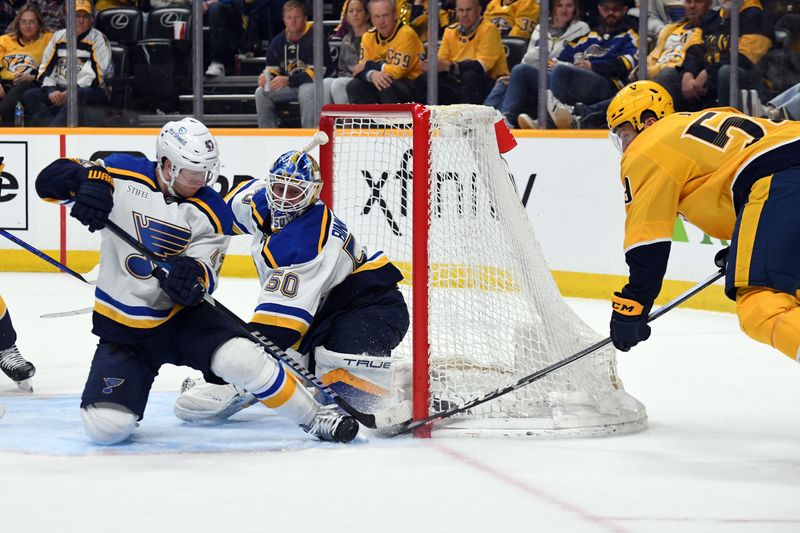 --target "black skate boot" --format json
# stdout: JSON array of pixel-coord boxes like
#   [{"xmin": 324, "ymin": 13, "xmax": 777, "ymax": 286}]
[
  {"xmin": 0, "ymin": 344, "xmax": 35, "ymax": 392},
  {"xmin": 301, "ymin": 404, "xmax": 359, "ymax": 443}
]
